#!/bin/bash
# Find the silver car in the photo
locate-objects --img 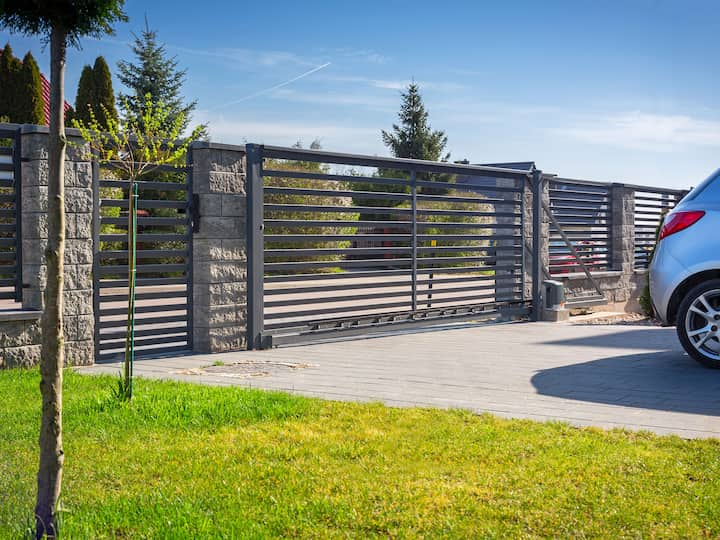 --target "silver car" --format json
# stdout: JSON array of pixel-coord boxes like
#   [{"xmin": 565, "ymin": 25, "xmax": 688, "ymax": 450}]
[{"xmin": 650, "ymin": 169, "xmax": 720, "ymax": 368}]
